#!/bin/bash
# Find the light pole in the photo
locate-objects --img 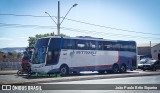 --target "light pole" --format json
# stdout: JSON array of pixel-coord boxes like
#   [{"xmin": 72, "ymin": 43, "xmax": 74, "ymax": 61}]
[{"xmin": 45, "ymin": 1, "xmax": 78, "ymax": 35}]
